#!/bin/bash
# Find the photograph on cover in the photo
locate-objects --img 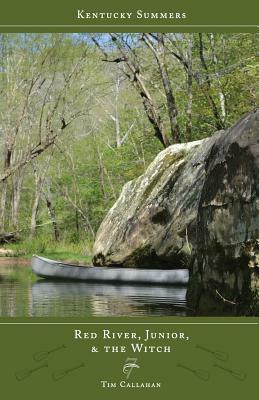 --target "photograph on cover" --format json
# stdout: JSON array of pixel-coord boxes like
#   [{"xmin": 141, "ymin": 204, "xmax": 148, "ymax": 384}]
[{"xmin": 0, "ymin": 33, "xmax": 257, "ymax": 317}]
